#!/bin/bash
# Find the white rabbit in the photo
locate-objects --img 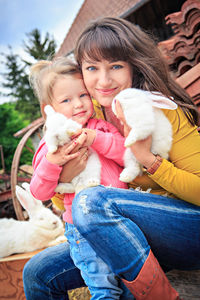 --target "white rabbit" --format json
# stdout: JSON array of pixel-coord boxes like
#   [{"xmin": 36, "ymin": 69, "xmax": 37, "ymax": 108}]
[
  {"xmin": 0, "ymin": 183, "xmax": 65, "ymax": 258},
  {"xmin": 44, "ymin": 105, "xmax": 101, "ymax": 194},
  {"xmin": 112, "ymin": 88, "xmax": 177, "ymax": 182}
]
